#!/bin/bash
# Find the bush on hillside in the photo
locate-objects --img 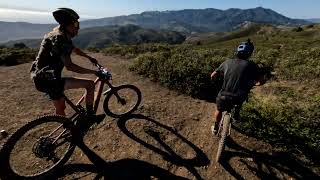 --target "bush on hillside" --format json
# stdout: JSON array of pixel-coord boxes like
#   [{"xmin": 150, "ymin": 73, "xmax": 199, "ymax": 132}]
[
  {"xmin": 13, "ymin": 43, "xmax": 28, "ymax": 49},
  {"xmin": 87, "ymin": 46, "xmax": 100, "ymax": 53},
  {"xmin": 0, "ymin": 47, "xmax": 36, "ymax": 66},
  {"xmin": 129, "ymin": 48, "xmax": 233, "ymax": 99},
  {"xmin": 103, "ymin": 43, "xmax": 172, "ymax": 58},
  {"xmin": 294, "ymin": 26, "xmax": 304, "ymax": 32},
  {"xmin": 277, "ymin": 48, "xmax": 320, "ymax": 80},
  {"xmin": 239, "ymin": 95, "xmax": 320, "ymax": 161}
]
